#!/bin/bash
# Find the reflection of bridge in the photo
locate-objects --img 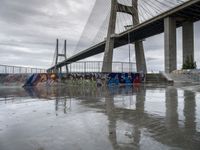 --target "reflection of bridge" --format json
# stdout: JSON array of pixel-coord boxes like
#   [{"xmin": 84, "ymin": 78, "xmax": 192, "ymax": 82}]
[
  {"xmin": 48, "ymin": 0, "xmax": 200, "ymax": 74},
  {"xmin": 80, "ymin": 86, "xmax": 200, "ymax": 149},
  {"xmin": 2, "ymin": 86, "xmax": 199, "ymax": 149},
  {"xmin": 37, "ymin": 86, "xmax": 200, "ymax": 149}
]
